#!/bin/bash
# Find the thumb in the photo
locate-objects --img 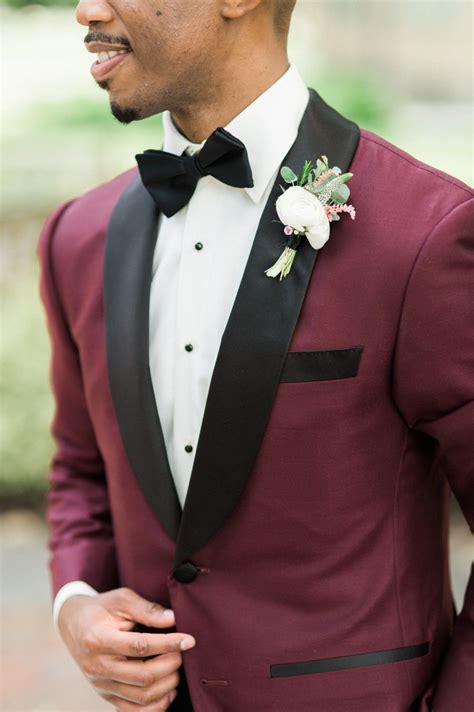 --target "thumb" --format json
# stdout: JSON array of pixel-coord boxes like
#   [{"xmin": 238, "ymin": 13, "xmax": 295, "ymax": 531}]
[{"xmin": 112, "ymin": 587, "xmax": 176, "ymax": 628}]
